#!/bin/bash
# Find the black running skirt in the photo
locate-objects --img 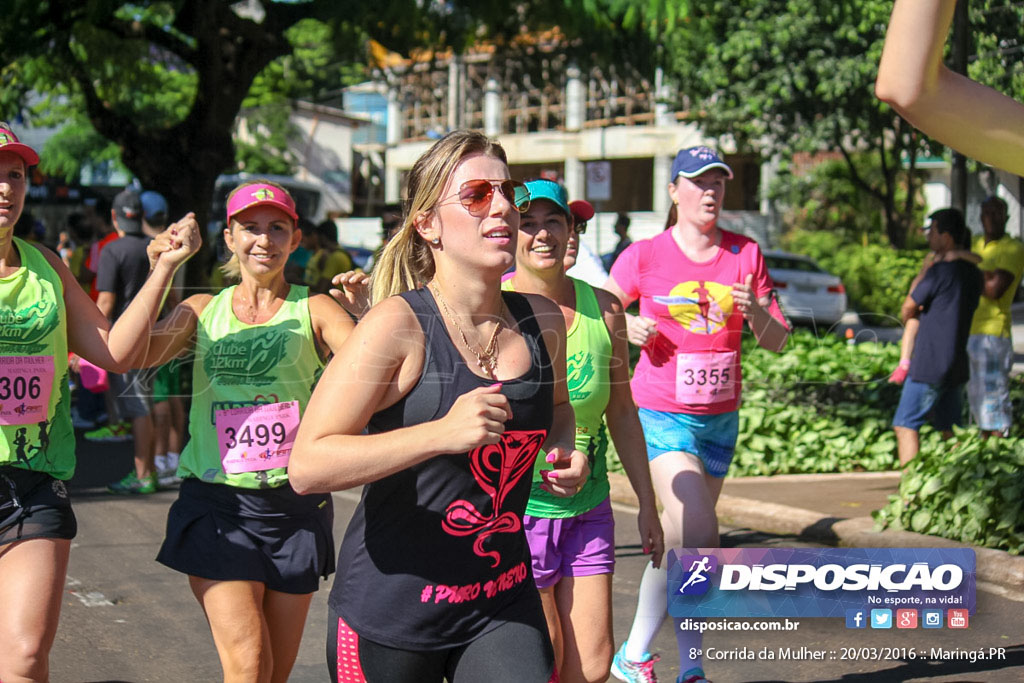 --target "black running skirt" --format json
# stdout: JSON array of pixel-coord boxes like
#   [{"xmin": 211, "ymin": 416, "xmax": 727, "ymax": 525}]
[
  {"xmin": 0, "ymin": 466, "xmax": 77, "ymax": 546},
  {"xmin": 157, "ymin": 477, "xmax": 334, "ymax": 594}
]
